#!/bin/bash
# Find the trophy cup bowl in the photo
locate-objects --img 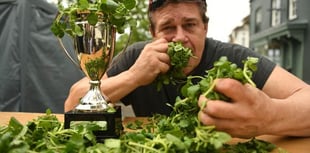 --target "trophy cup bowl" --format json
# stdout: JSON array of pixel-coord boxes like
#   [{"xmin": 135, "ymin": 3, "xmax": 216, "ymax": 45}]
[{"xmin": 59, "ymin": 20, "xmax": 116, "ymax": 112}]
